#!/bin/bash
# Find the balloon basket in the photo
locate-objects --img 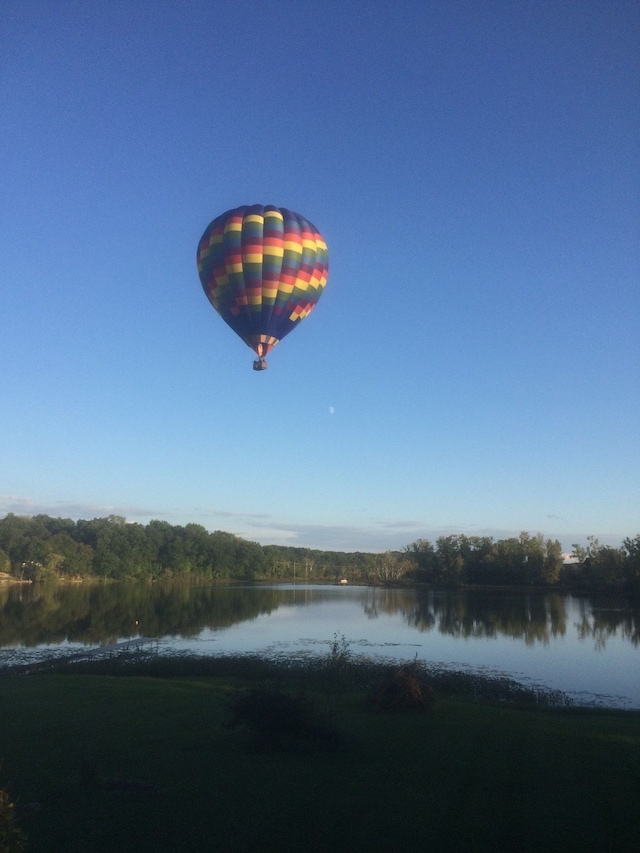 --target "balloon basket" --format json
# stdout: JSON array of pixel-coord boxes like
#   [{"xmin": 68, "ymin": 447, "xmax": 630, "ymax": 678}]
[{"xmin": 252, "ymin": 358, "xmax": 268, "ymax": 371}]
